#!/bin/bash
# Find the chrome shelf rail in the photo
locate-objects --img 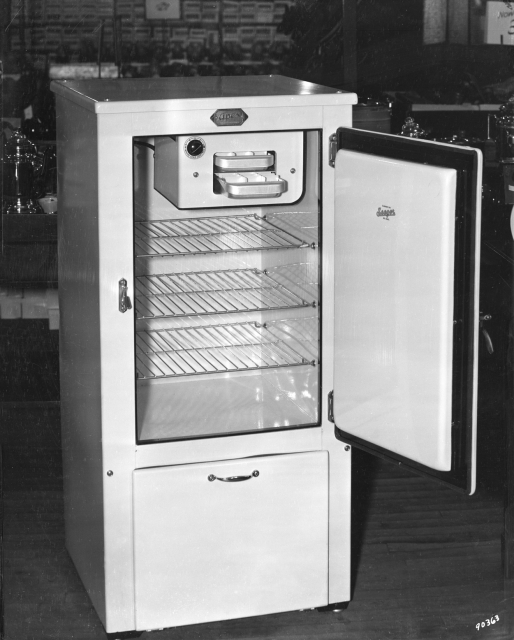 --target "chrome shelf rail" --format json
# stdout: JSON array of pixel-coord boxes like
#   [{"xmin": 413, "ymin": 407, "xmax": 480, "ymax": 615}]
[
  {"xmin": 134, "ymin": 214, "xmax": 311, "ymax": 258},
  {"xmin": 135, "ymin": 320, "xmax": 317, "ymax": 379},
  {"xmin": 135, "ymin": 268, "xmax": 316, "ymax": 319}
]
